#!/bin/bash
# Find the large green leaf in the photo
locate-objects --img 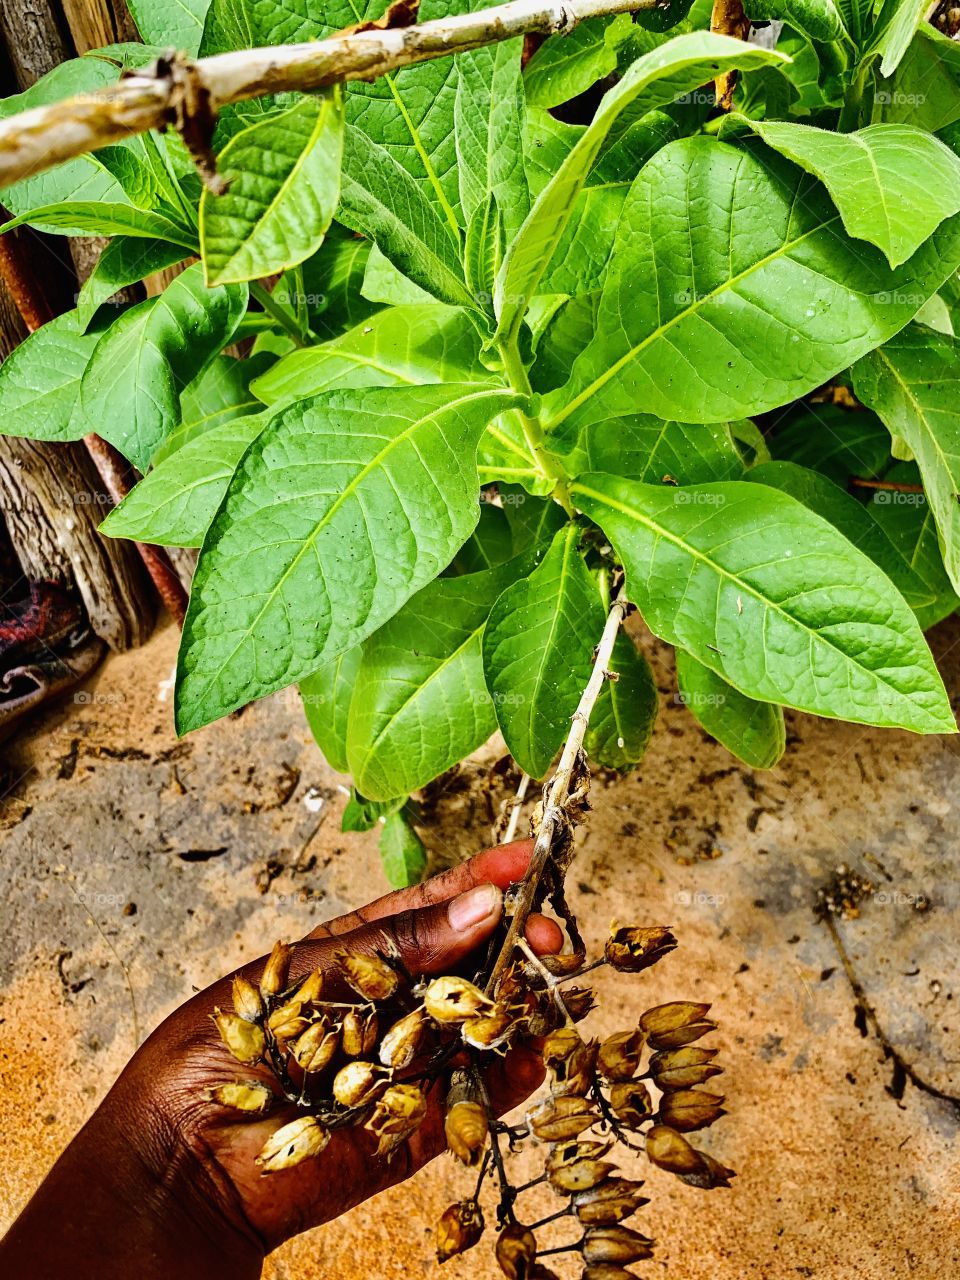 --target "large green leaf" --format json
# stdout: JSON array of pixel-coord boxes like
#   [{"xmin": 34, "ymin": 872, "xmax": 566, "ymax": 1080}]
[
  {"xmin": 0, "ymin": 309, "xmax": 103, "ymax": 442},
  {"xmin": 161, "ymin": 352, "xmax": 274, "ymax": 460},
  {"xmin": 448, "ymin": 503, "xmax": 515, "ymax": 575},
  {"xmin": 338, "ymin": 125, "xmax": 475, "ymax": 310},
  {"xmin": 455, "ymin": 40, "xmax": 529, "ymax": 243},
  {"xmin": 251, "ymin": 305, "xmax": 490, "ymax": 405},
  {"xmin": 551, "ymin": 415, "xmax": 746, "ymax": 485},
  {"xmin": 546, "ymin": 136, "xmax": 960, "ymax": 430},
  {"xmin": 523, "ymin": 16, "xmax": 633, "ymax": 110},
  {"xmin": 279, "ymin": 228, "xmax": 381, "ymax": 340},
  {"xmin": 726, "ymin": 118, "xmax": 960, "ymax": 268},
  {"xmin": 769, "ymin": 403, "xmax": 892, "ymax": 485},
  {"xmin": 200, "ymin": 91, "xmax": 343, "ymax": 285},
  {"xmin": 493, "ymin": 32, "xmax": 787, "ymax": 343},
  {"xmin": 1, "ymin": 202, "xmax": 197, "ymax": 246},
  {"xmin": 868, "ymin": 0, "xmax": 926, "ymax": 76},
  {"xmin": 79, "ymin": 264, "xmax": 248, "ymax": 470},
  {"xmin": 585, "ymin": 631, "xmax": 658, "ymax": 770},
  {"xmin": 852, "ymin": 323, "xmax": 960, "ymax": 595},
  {"xmin": 176, "ymin": 384, "xmax": 520, "ymax": 732},
  {"xmin": 745, "ymin": 0, "xmax": 843, "ymax": 42},
  {"xmin": 100, "ymin": 411, "xmax": 269, "ymax": 547},
  {"xmin": 573, "ymin": 473, "xmax": 954, "ymax": 733},
  {"xmin": 482, "ymin": 523, "xmax": 605, "ymax": 777},
  {"xmin": 77, "ymin": 238, "xmax": 190, "ymax": 330},
  {"xmin": 873, "ymin": 25, "xmax": 960, "ymax": 133},
  {"xmin": 128, "ymin": 0, "xmax": 210, "ymax": 54},
  {"xmin": 300, "ymin": 645, "xmax": 362, "ymax": 774},
  {"xmin": 674, "ymin": 649, "xmax": 785, "ymax": 769},
  {"xmin": 347, "ymin": 559, "xmax": 524, "ymax": 799}
]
